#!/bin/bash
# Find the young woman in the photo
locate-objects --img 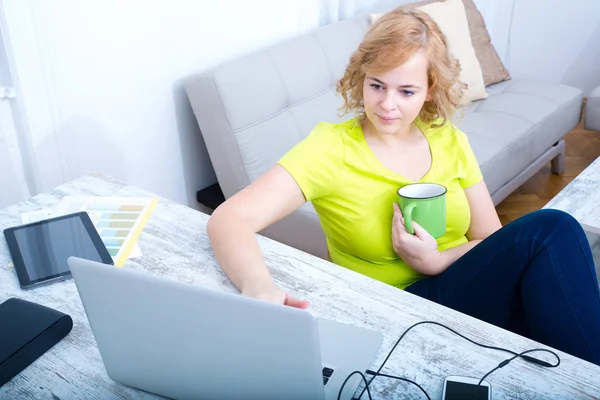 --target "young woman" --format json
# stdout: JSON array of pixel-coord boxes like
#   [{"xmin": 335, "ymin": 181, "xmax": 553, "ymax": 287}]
[{"xmin": 206, "ymin": 7, "xmax": 600, "ymax": 365}]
